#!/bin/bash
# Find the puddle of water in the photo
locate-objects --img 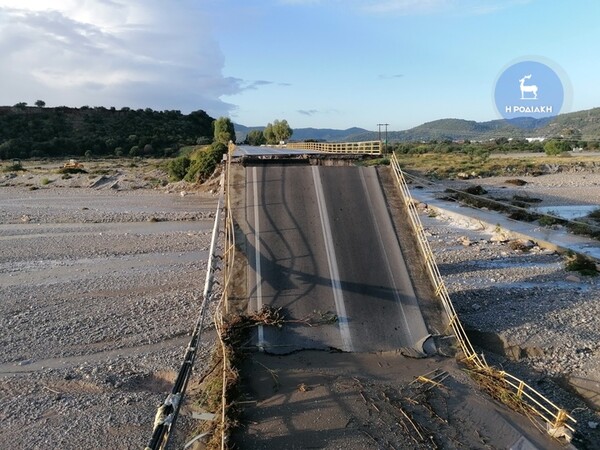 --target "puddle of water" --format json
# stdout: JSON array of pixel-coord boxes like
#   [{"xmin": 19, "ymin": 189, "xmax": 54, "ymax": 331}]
[{"xmin": 535, "ymin": 205, "xmax": 599, "ymax": 220}]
